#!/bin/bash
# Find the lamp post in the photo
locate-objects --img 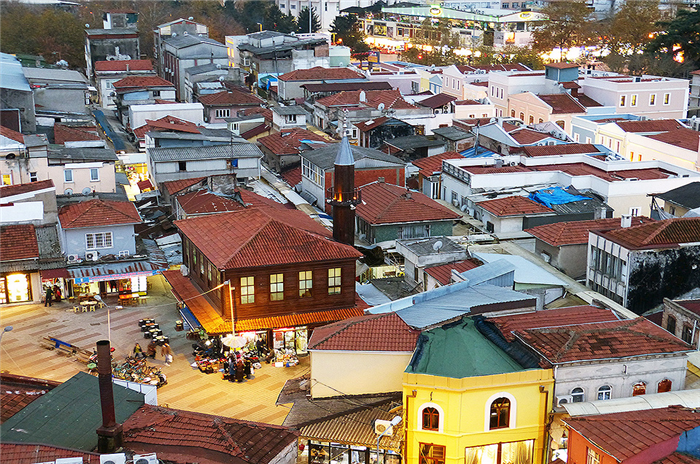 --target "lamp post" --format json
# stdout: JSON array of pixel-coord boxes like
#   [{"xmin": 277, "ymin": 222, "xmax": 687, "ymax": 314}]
[
  {"xmin": 0, "ymin": 326, "xmax": 13, "ymax": 344},
  {"xmin": 376, "ymin": 416, "xmax": 402, "ymax": 464}
]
